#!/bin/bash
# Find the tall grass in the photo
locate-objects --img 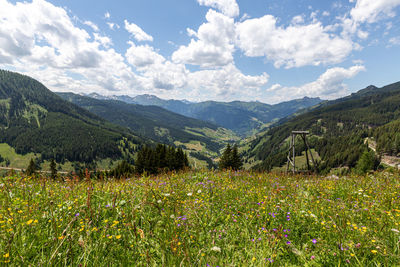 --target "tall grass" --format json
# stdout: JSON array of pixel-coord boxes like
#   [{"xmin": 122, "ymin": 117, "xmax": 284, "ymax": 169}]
[{"xmin": 1, "ymin": 170, "xmax": 400, "ymax": 265}]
